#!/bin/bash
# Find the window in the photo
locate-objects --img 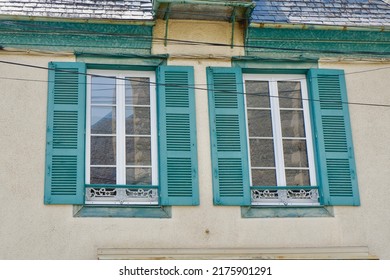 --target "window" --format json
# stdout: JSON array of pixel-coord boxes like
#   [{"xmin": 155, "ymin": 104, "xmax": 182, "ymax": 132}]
[
  {"xmin": 44, "ymin": 63, "xmax": 199, "ymax": 211},
  {"xmin": 243, "ymin": 74, "xmax": 318, "ymax": 206},
  {"xmin": 207, "ymin": 67, "xmax": 359, "ymax": 207},
  {"xmin": 85, "ymin": 71, "xmax": 158, "ymax": 205}
]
